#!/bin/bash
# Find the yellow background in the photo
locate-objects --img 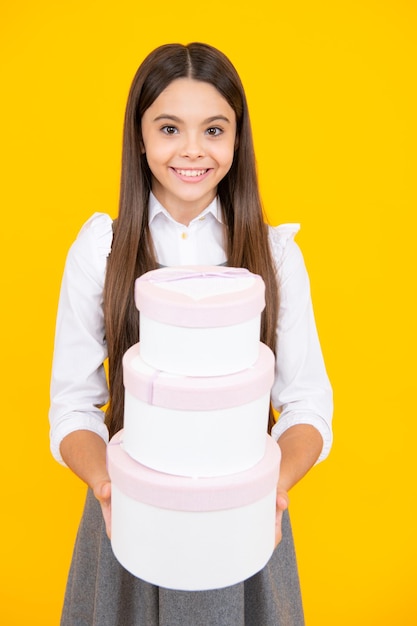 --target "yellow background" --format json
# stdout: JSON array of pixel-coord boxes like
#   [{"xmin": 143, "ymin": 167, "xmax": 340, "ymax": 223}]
[{"xmin": 1, "ymin": 1, "xmax": 416, "ymax": 624}]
